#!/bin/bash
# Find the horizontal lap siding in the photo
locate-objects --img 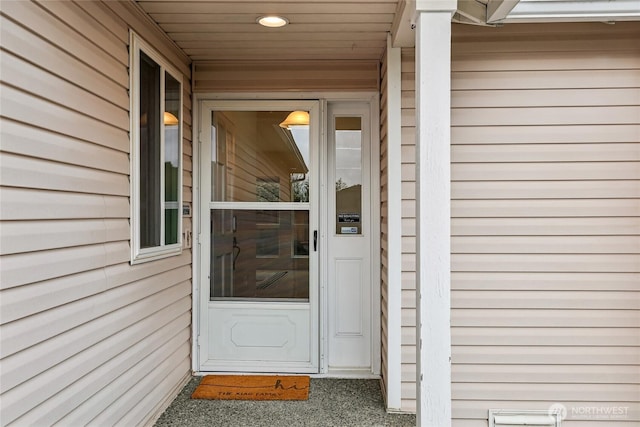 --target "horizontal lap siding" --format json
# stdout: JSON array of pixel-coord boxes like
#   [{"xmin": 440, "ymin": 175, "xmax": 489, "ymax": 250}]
[
  {"xmin": 380, "ymin": 48, "xmax": 390, "ymax": 403},
  {"xmin": 400, "ymin": 47, "xmax": 417, "ymax": 413},
  {"xmin": 193, "ymin": 60, "xmax": 380, "ymax": 92},
  {"xmin": 0, "ymin": 1, "xmax": 192, "ymax": 426},
  {"xmin": 450, "ymin": 22, "xmax": 640, "ymax": 426}
]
